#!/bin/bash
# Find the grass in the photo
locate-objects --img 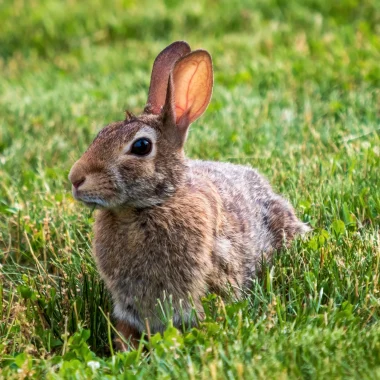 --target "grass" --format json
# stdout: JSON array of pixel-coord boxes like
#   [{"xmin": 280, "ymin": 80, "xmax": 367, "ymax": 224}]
[{"xmin": 0, "ymin": 0, "xmax": 379, "ymax": 378}]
